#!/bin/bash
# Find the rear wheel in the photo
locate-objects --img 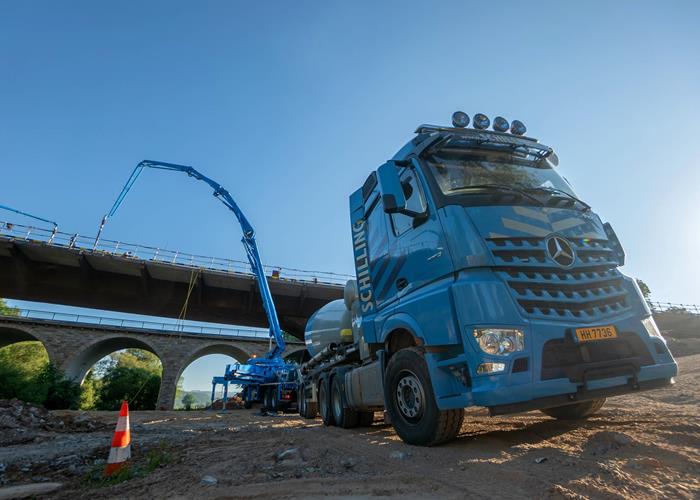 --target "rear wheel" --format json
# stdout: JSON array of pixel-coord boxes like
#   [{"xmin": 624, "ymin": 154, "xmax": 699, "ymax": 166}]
[
  {"xmin": 319, "ymin": 376, "xmax": 334, "ymax": 426},
  {"xmin": 541, "ymin": 398, "xmax": 606, "ymax": 420},
  {"xmin": 299, "ymin": 387, "xmax": 318, "ymax": 419},
  {"xmin": 270, "ymin": 387, "xmax": 280, "ymax": 411},
  {"xmin": 331, "ymin": 374, "xmax": 358, "ymax": 428},
  {"xmin": 384, "ymin": 348, "xmax": 464, "ymax": 446},
  {"xmin": 263, "ymin": 388, "xmax": 273, "ymax": 411},
  {"xmin": 243, "ymin": 398, "xmax": 253, "ymax": 410}
]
